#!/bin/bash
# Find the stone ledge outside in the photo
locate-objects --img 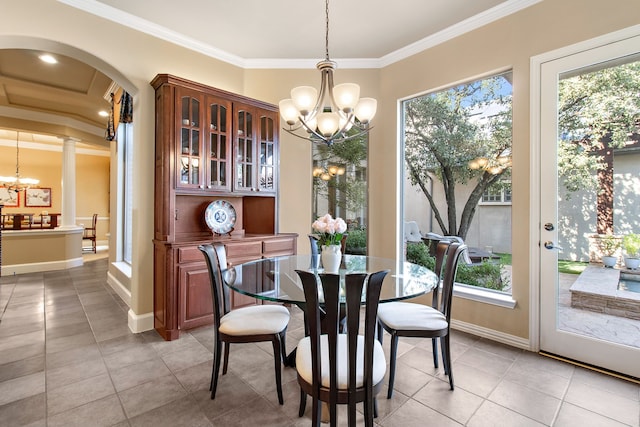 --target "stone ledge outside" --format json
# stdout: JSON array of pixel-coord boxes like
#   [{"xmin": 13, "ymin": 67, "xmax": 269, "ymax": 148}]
[{"xmin": 569, "ymin": 265, "xmax": 640, "ymax": 320}]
